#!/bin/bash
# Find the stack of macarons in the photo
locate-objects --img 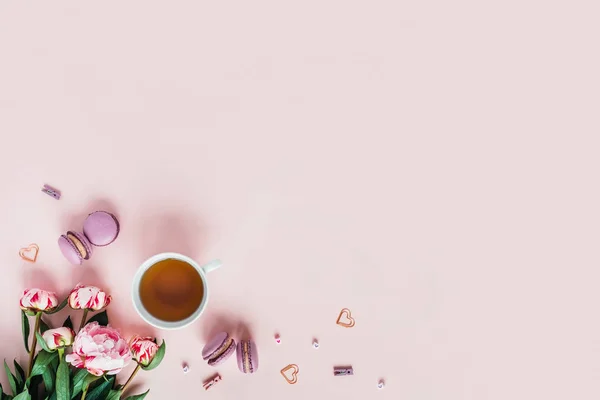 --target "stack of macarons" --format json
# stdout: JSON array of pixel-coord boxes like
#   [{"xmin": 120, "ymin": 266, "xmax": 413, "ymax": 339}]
[
  {"xmin": 58, "ymin": 211, "xmax": 120, "ymax": 265},
  {"xmin": 202, "ymin": 332, "xmax": 258, "ymax": 373}
]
